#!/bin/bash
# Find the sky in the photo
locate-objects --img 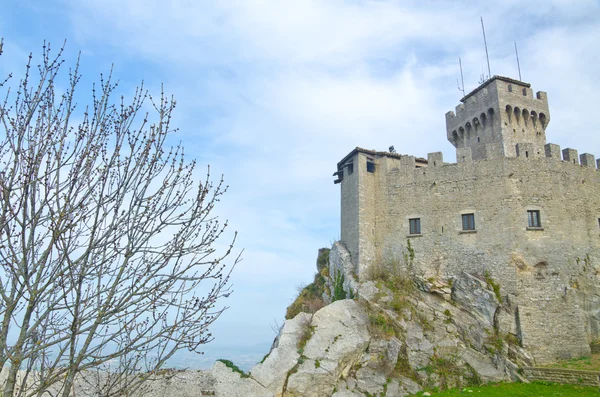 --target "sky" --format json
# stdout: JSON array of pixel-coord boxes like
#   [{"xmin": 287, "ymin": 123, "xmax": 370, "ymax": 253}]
[{"xmin": 1, "ymin": 0, "xmax": 600, "ymax": 369}]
